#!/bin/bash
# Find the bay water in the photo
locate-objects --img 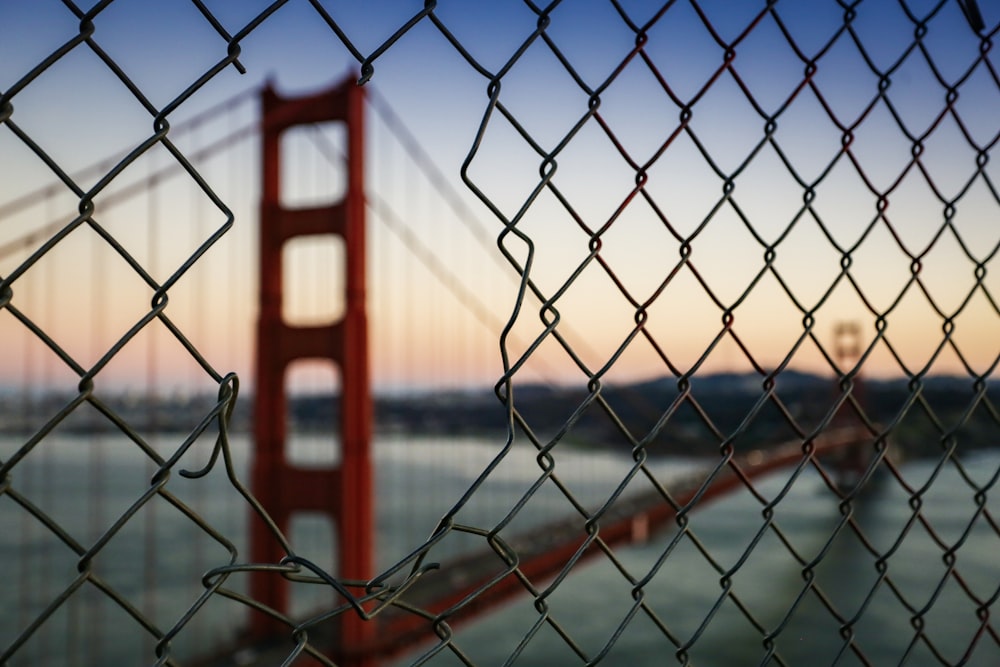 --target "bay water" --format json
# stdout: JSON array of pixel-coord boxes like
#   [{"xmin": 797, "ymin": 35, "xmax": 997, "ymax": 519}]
[{"xmin": 1, "ymin": 432, "xmax": 997, "ymax": 666}]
